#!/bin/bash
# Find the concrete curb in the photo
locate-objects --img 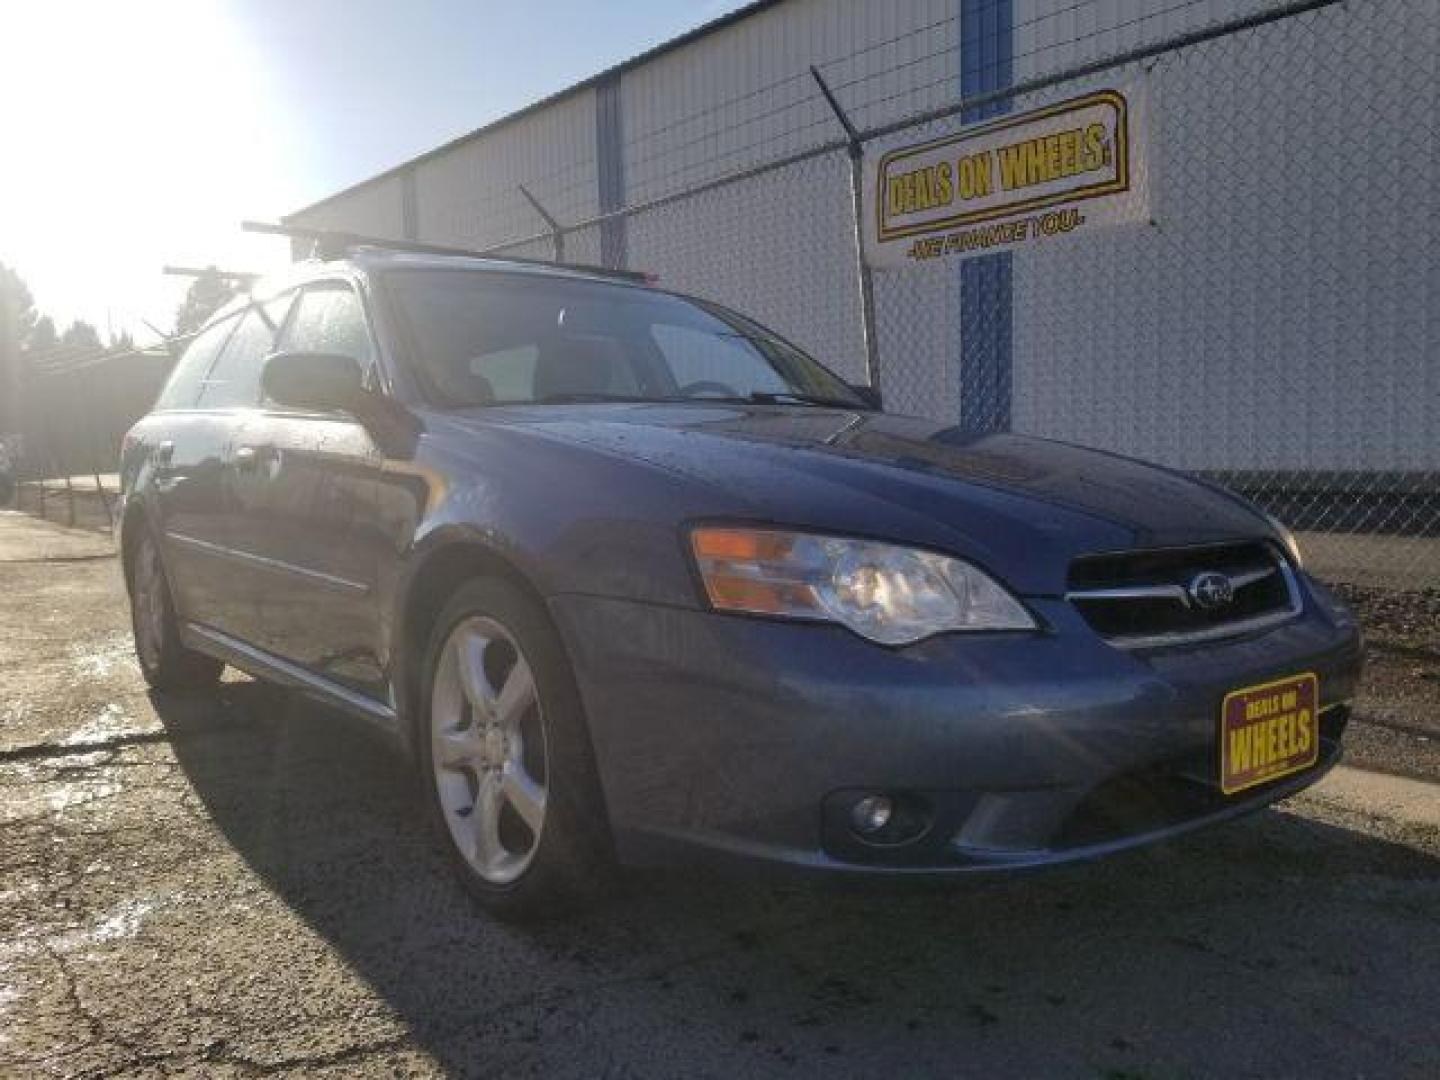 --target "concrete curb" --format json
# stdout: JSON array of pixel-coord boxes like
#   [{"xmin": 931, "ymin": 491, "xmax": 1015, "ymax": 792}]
[{"xmin": 1311, "ymin": 765, "xmax": 1440, "ymax": 829}]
